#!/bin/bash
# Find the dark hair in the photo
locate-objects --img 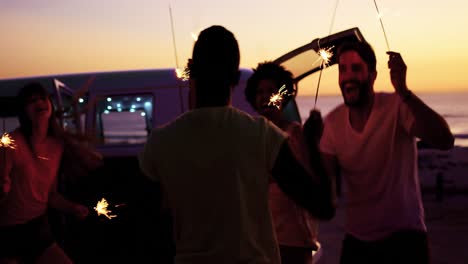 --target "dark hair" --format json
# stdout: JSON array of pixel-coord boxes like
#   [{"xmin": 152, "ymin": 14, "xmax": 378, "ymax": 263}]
[
  {"xmin": 17, "ymin": 82, "xmax": 64, "ymax": 141},
  {"xmin": 245, "ymin": 61, "xmax": 296, "ymax": 109},
  {"xmin": 17, "ymin": 82, "xmax": 102, "ymax": 176},
  {"xmin": 189, "ymin": 25, "xmax": 240, "ymax": 106},
  {"xmin": 337, "ymin": 41, "xmax": 377, "ymax": 73}
]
